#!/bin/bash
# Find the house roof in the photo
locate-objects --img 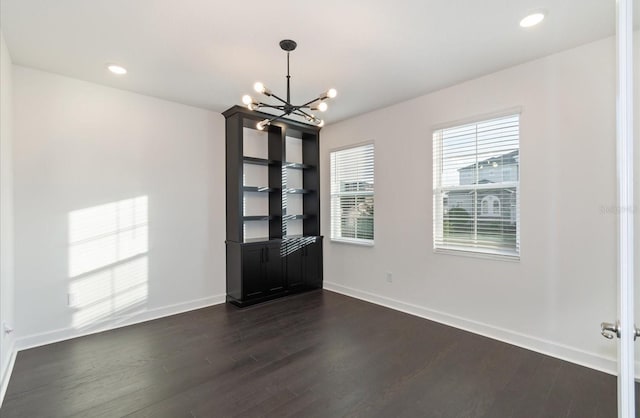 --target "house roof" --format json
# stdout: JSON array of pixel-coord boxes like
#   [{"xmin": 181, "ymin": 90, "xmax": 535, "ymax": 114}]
[{"xmin": 459, "ymin": 150, "xmax": 519, "ymax": 171}]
